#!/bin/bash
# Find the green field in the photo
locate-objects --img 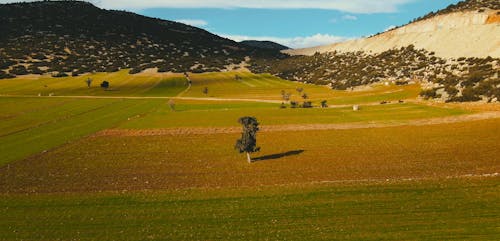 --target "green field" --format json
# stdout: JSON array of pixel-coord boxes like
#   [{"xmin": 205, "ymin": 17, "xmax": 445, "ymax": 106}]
[
  {"xmin": 1, "ymin": 178, "xmax": 498, "ymax": 240},
  {"xmin": 0, "ymin": 71, "xmax": 499, "ymax": 240},
  {"xmin": 0, "ymin": 70, "xmax": 187, "ymax": 97},
  {"xmin": 120, "ymin": 101, "xmax": 470, "ymax": 128}
]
